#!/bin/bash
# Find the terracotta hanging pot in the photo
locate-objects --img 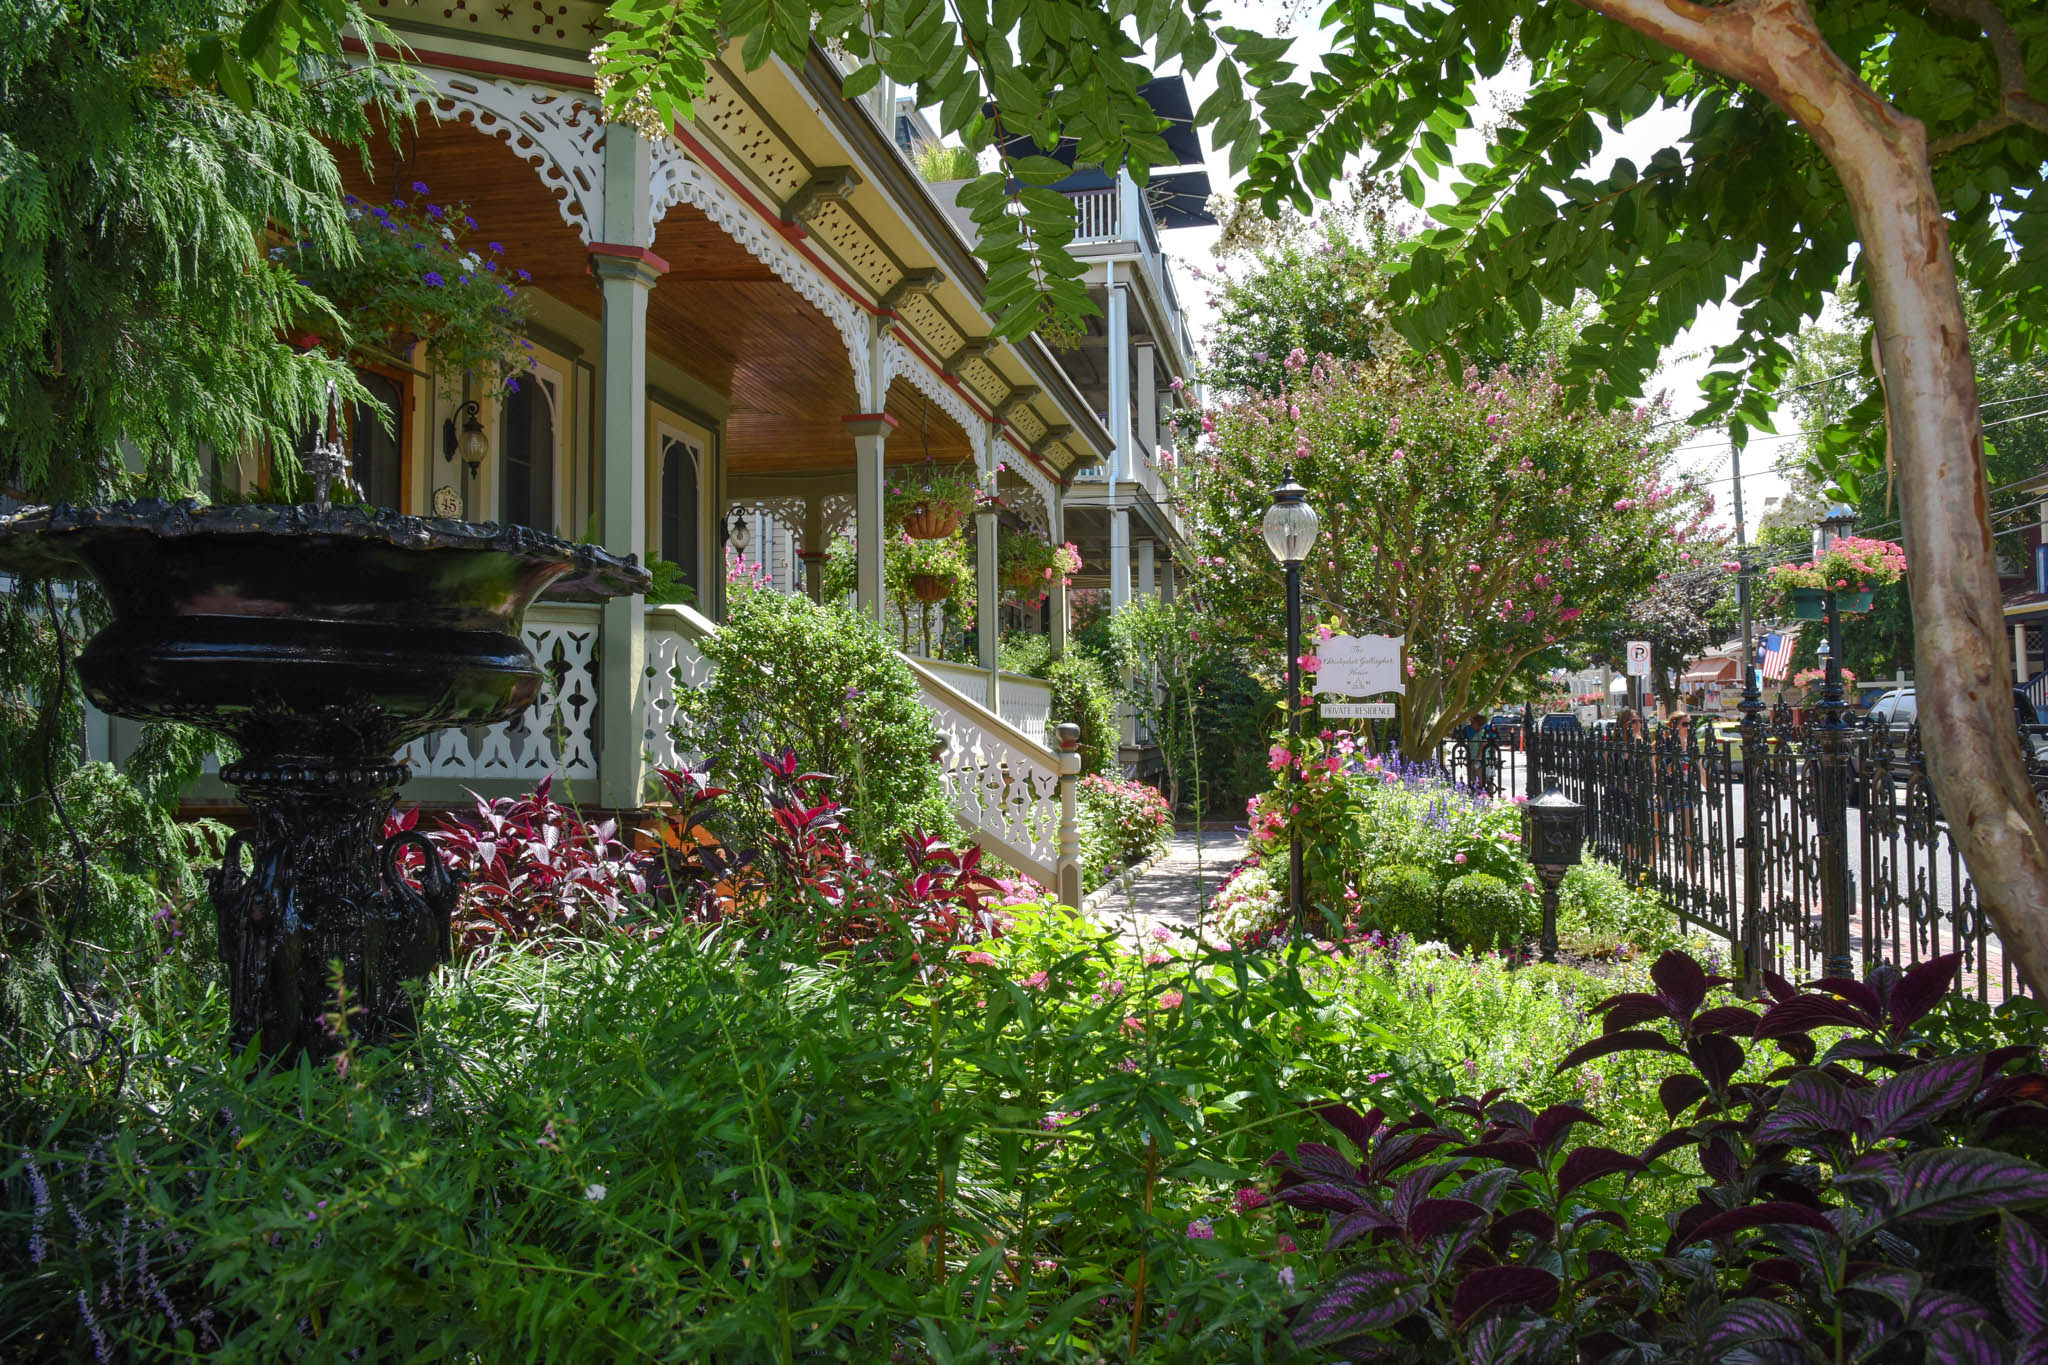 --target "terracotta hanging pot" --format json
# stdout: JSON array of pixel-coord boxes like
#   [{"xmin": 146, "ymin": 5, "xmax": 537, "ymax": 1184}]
[
  {"xmin": 910, "ymin": 572, "xmax": 955, "ymax": 602},
  {"xmin": 1004, "ymin": 564, "xmax": 1045, "ymax": 592},
  {"xmin": 901, "ymin": 503, "xmax": 964, "ymax": 540}
]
